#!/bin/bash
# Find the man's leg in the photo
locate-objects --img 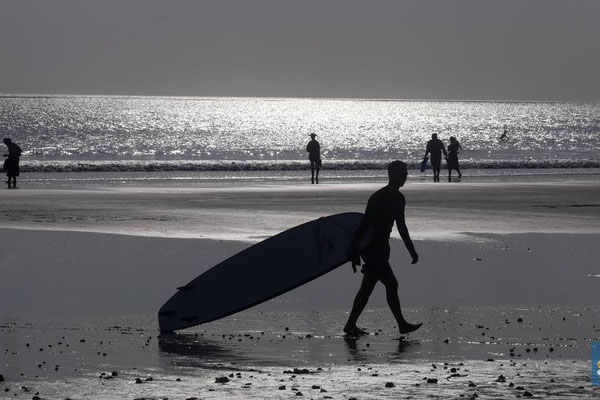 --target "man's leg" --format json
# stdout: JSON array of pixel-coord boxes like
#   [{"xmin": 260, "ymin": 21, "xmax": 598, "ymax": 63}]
[
  {"xmin": 379, "ymin": 264, "xmax": 422, "ymax": 335},
  {"xmin": 310, "ymin": 161, "xmax": 315, "ymax": 183},
  {"xmin": 315, "ymin": 166, "xmax": 319, "ymax": 184},
  {"xmin": 344, "ymin": 272, "xmax": 378, "ymax": 334}
]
